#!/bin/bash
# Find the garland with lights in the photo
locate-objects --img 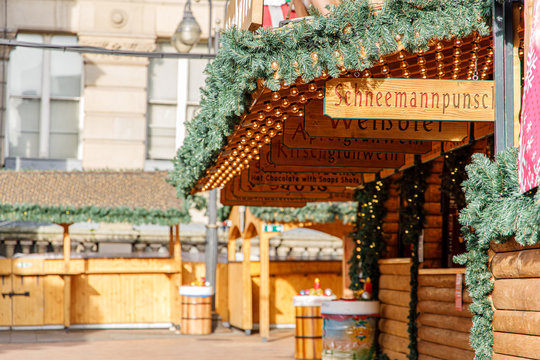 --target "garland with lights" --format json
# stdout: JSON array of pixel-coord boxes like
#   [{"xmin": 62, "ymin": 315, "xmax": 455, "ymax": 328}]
[
  {"xmin": 453, "ymin": 147, "xmax": 540, "ymax": 360},
  {"xmin": 398, "ymin": 162, "xmax": 431, "ymax": 360},
  {"xmin": 441, "ymin": 145, "xmax": 473, "ymax": 209},
  {"xmin": 249, "ymin": 201, "xmax": 356, "ymax": 224},
  {"xmin": 168, "ymin": 0, "xmax": 492, "ymax": 197},
  {"xmin": 348, "ymin": 180, "xmax": 389, "ymax": 299}
]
